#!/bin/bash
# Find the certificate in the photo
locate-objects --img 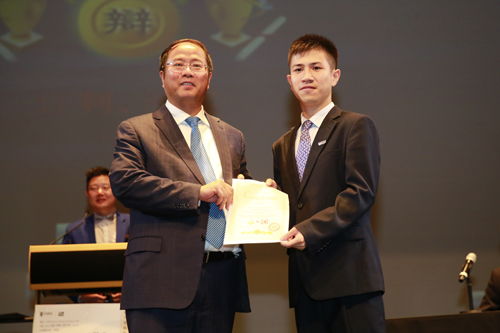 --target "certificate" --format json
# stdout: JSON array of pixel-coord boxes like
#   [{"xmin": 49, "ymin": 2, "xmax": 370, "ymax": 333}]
[{"xmin": 223, "ymin": 179, "xmax": 289, "ymax": 244}]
